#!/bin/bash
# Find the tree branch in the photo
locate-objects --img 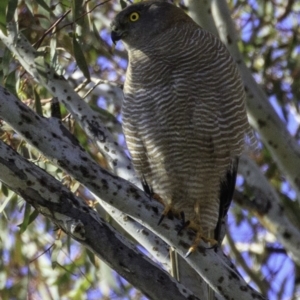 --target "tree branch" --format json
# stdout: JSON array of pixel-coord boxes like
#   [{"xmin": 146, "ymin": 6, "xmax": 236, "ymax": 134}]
[
  {"xmin": 238, "ymin": 155, "xmax": 300, "ymax": 265},
  {"xmin": 0, "ymin": 140, "xmax": 197, "ymax": 300},
  {"xmin": 0, "ymin": 86, "xmax": 265, "ymax": 300},
  {"xmin": 211, "ymin": 0, "xmax": 300, "ymax": 199}
]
